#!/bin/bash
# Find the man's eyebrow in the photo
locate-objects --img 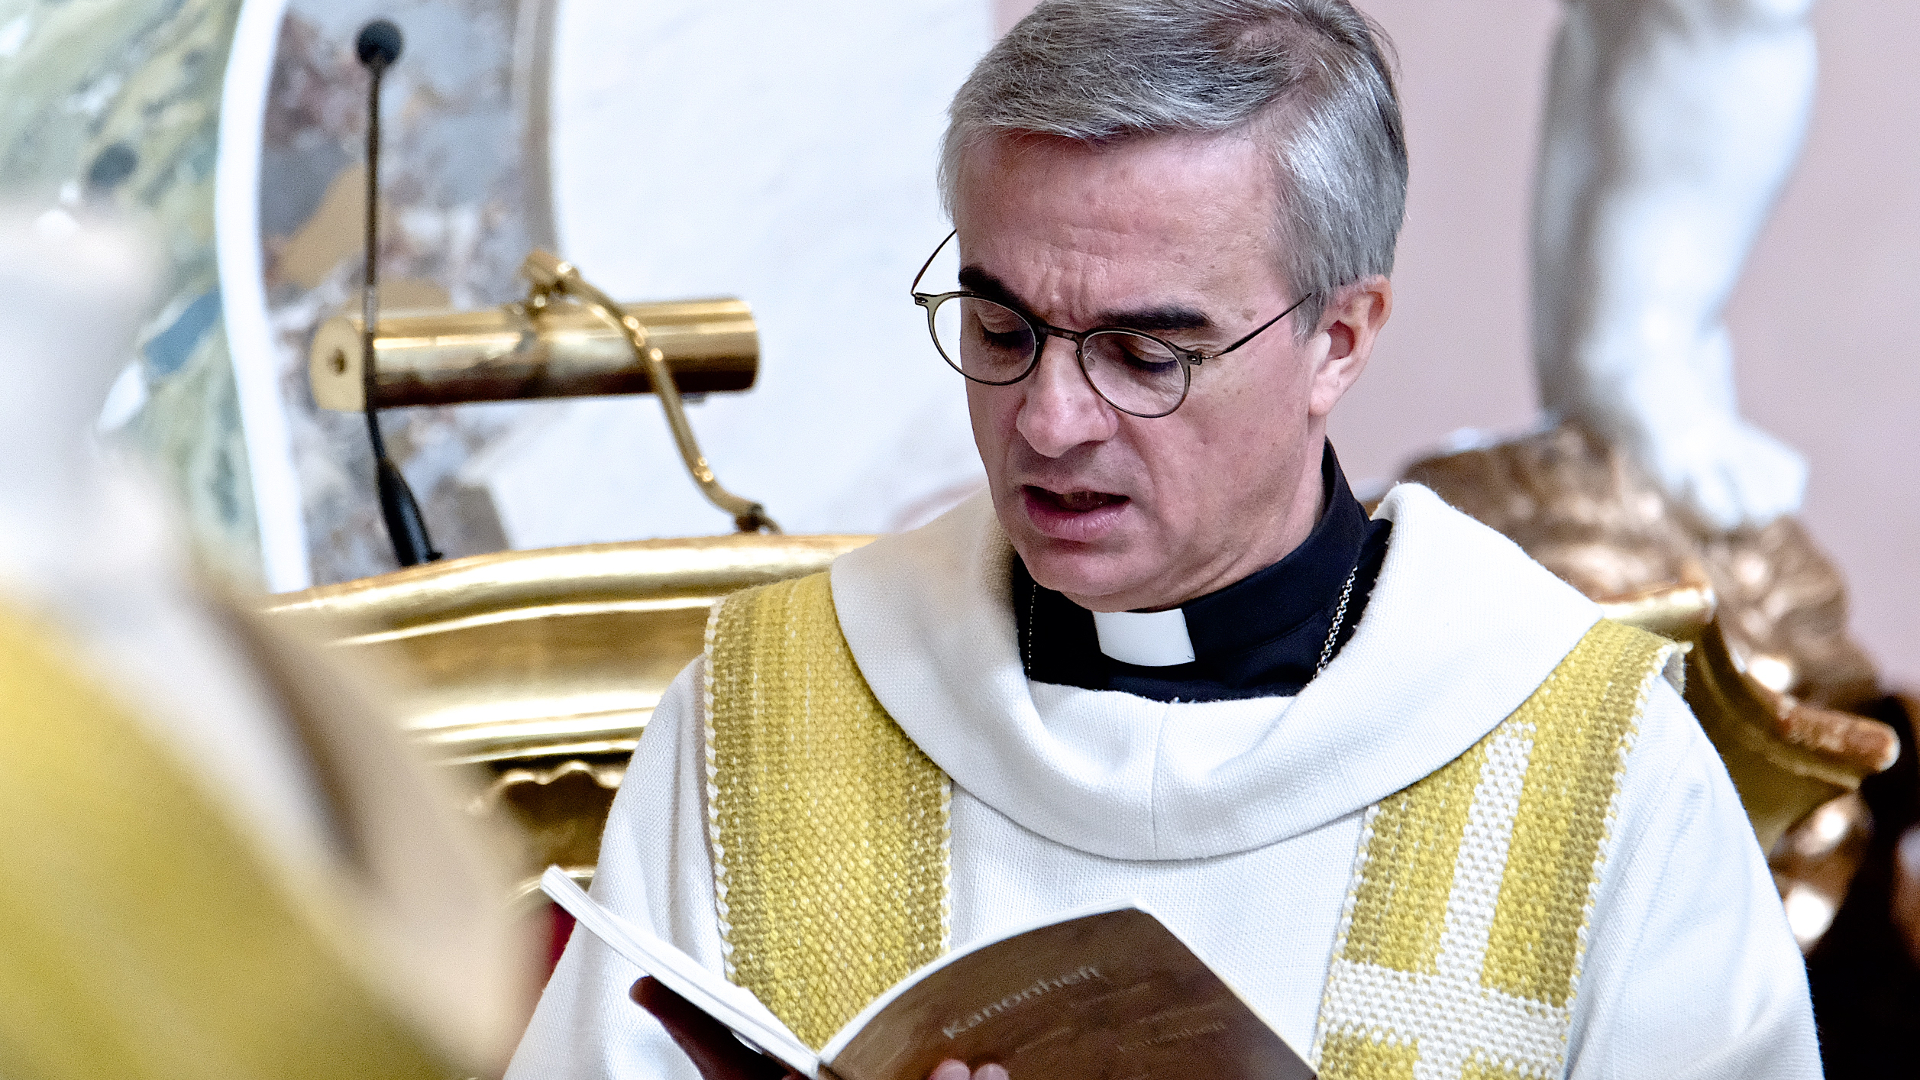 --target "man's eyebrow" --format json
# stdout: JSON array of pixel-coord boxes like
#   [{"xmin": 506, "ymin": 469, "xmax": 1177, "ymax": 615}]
[
  {"xmin": 958, "ymin": 265, "xmax": 1215, "ymax": 334},
  {"xmin": 958, "ymin": 266, "xmax": 1029, "ymax": 310},
  {"xmin": 1093, "ymin": 305, "xmax": 1213, "ymax": 334}
]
